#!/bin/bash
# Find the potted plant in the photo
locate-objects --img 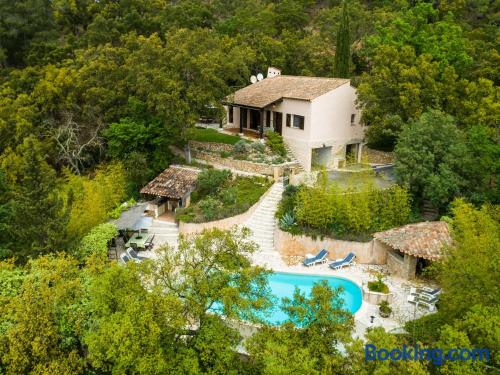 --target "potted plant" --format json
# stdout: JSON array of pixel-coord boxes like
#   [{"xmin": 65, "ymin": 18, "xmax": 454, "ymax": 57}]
[{"xmin": 379, "ymin": 300, "xmax": 392, "ymax": 318}]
